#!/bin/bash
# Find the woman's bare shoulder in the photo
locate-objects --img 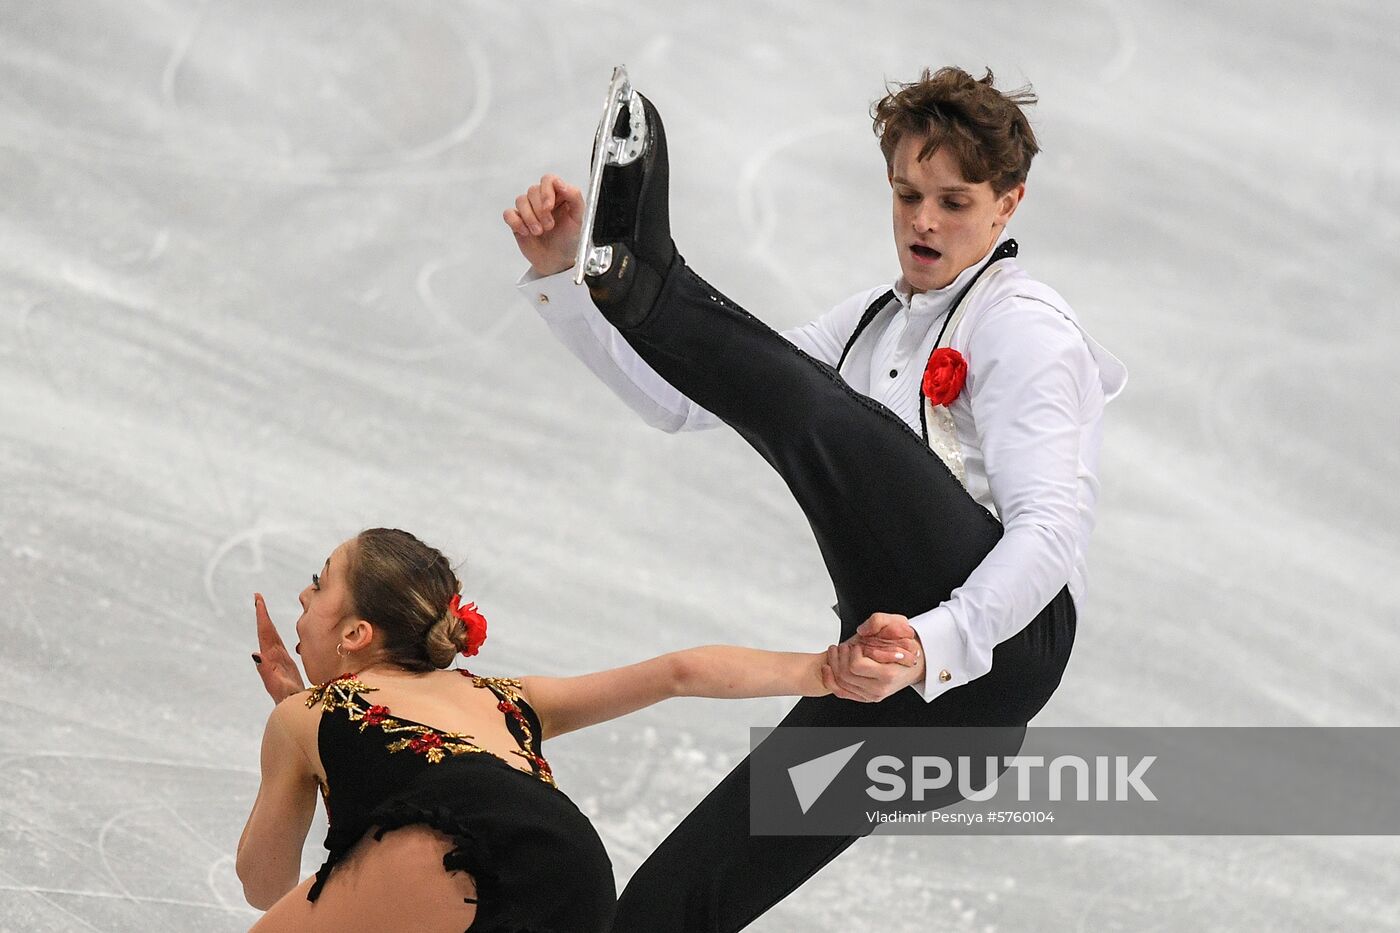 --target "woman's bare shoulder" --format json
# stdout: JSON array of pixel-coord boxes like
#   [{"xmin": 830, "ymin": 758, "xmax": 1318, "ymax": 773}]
[
  {"xmin": 269, "ymin": 689, "xmax": 323, "ymax": 739},
  {"xmin": 264, "ymin": 690, "xmax": 326, "ymax": 780}
]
